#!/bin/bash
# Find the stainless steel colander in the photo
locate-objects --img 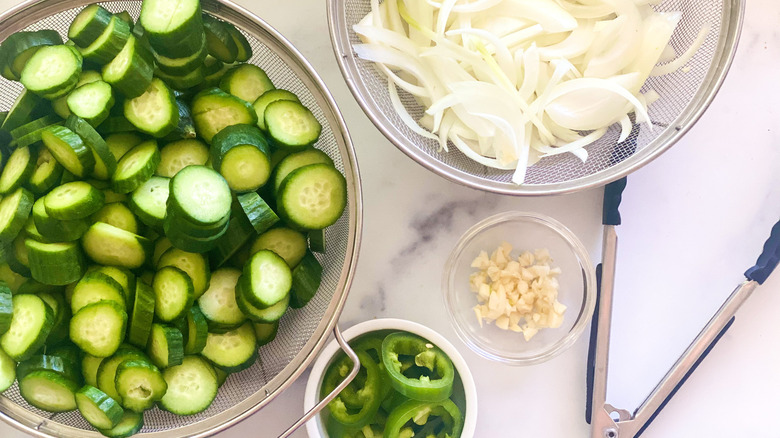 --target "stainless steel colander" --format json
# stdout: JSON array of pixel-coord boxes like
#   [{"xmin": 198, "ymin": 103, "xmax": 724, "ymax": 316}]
[
  {"xmin": 328, "ymin": 0, "xmax": 744, "ymax": 195},
  {"xmin": 0, "ymin": 1, "xmax": 363, "ymax": 436}
]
